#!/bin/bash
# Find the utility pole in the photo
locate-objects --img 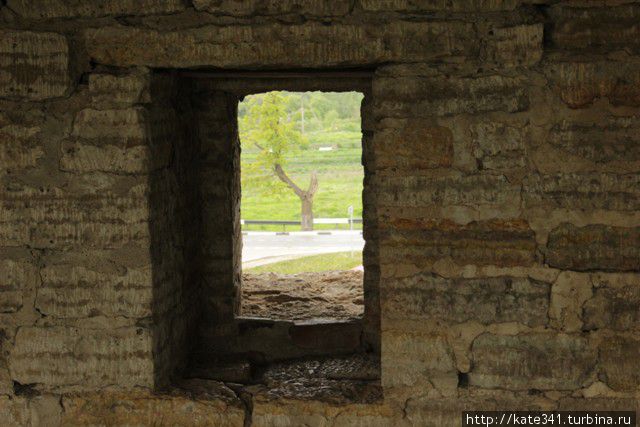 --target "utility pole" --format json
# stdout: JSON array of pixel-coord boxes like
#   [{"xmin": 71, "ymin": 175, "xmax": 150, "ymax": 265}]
[{"xmin": 300, "ymin": 93, "xmax": 305, "ymax": 134}]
